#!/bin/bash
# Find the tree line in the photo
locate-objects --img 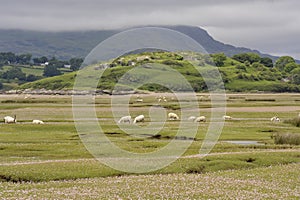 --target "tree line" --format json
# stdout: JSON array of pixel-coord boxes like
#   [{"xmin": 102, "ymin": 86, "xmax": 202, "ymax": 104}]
[{"xmin": 0, "ymin": 52, "xmax": 83, "ymax": 89}]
